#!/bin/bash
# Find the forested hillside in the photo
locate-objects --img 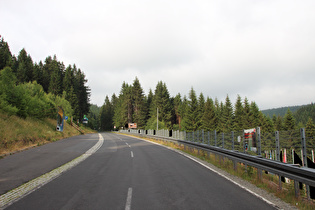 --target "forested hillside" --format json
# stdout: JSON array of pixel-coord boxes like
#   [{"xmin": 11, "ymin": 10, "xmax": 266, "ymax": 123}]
[
  {"xmin": 261, "ymin": 105, "xmax": 303, "ymax": 117},
  {"xmin": 294, "ymin": 103, "xmax": 315, "ymax": 126},
  {"xmin": 98, "ymin": 77, "xmax": 315, "ymax": 135},
  {"xmin": 0, "ymin": 36, "xmax": 90, "ymax": 121}
]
